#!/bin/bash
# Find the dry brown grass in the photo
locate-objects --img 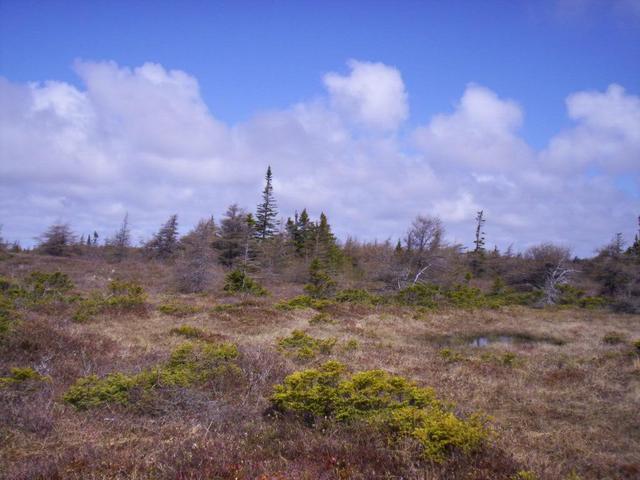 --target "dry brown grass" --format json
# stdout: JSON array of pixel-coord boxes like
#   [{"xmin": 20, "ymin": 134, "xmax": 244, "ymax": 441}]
[{"xmin": 1, "ymin": 254, "xmax": 639, "ymax": 479}]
